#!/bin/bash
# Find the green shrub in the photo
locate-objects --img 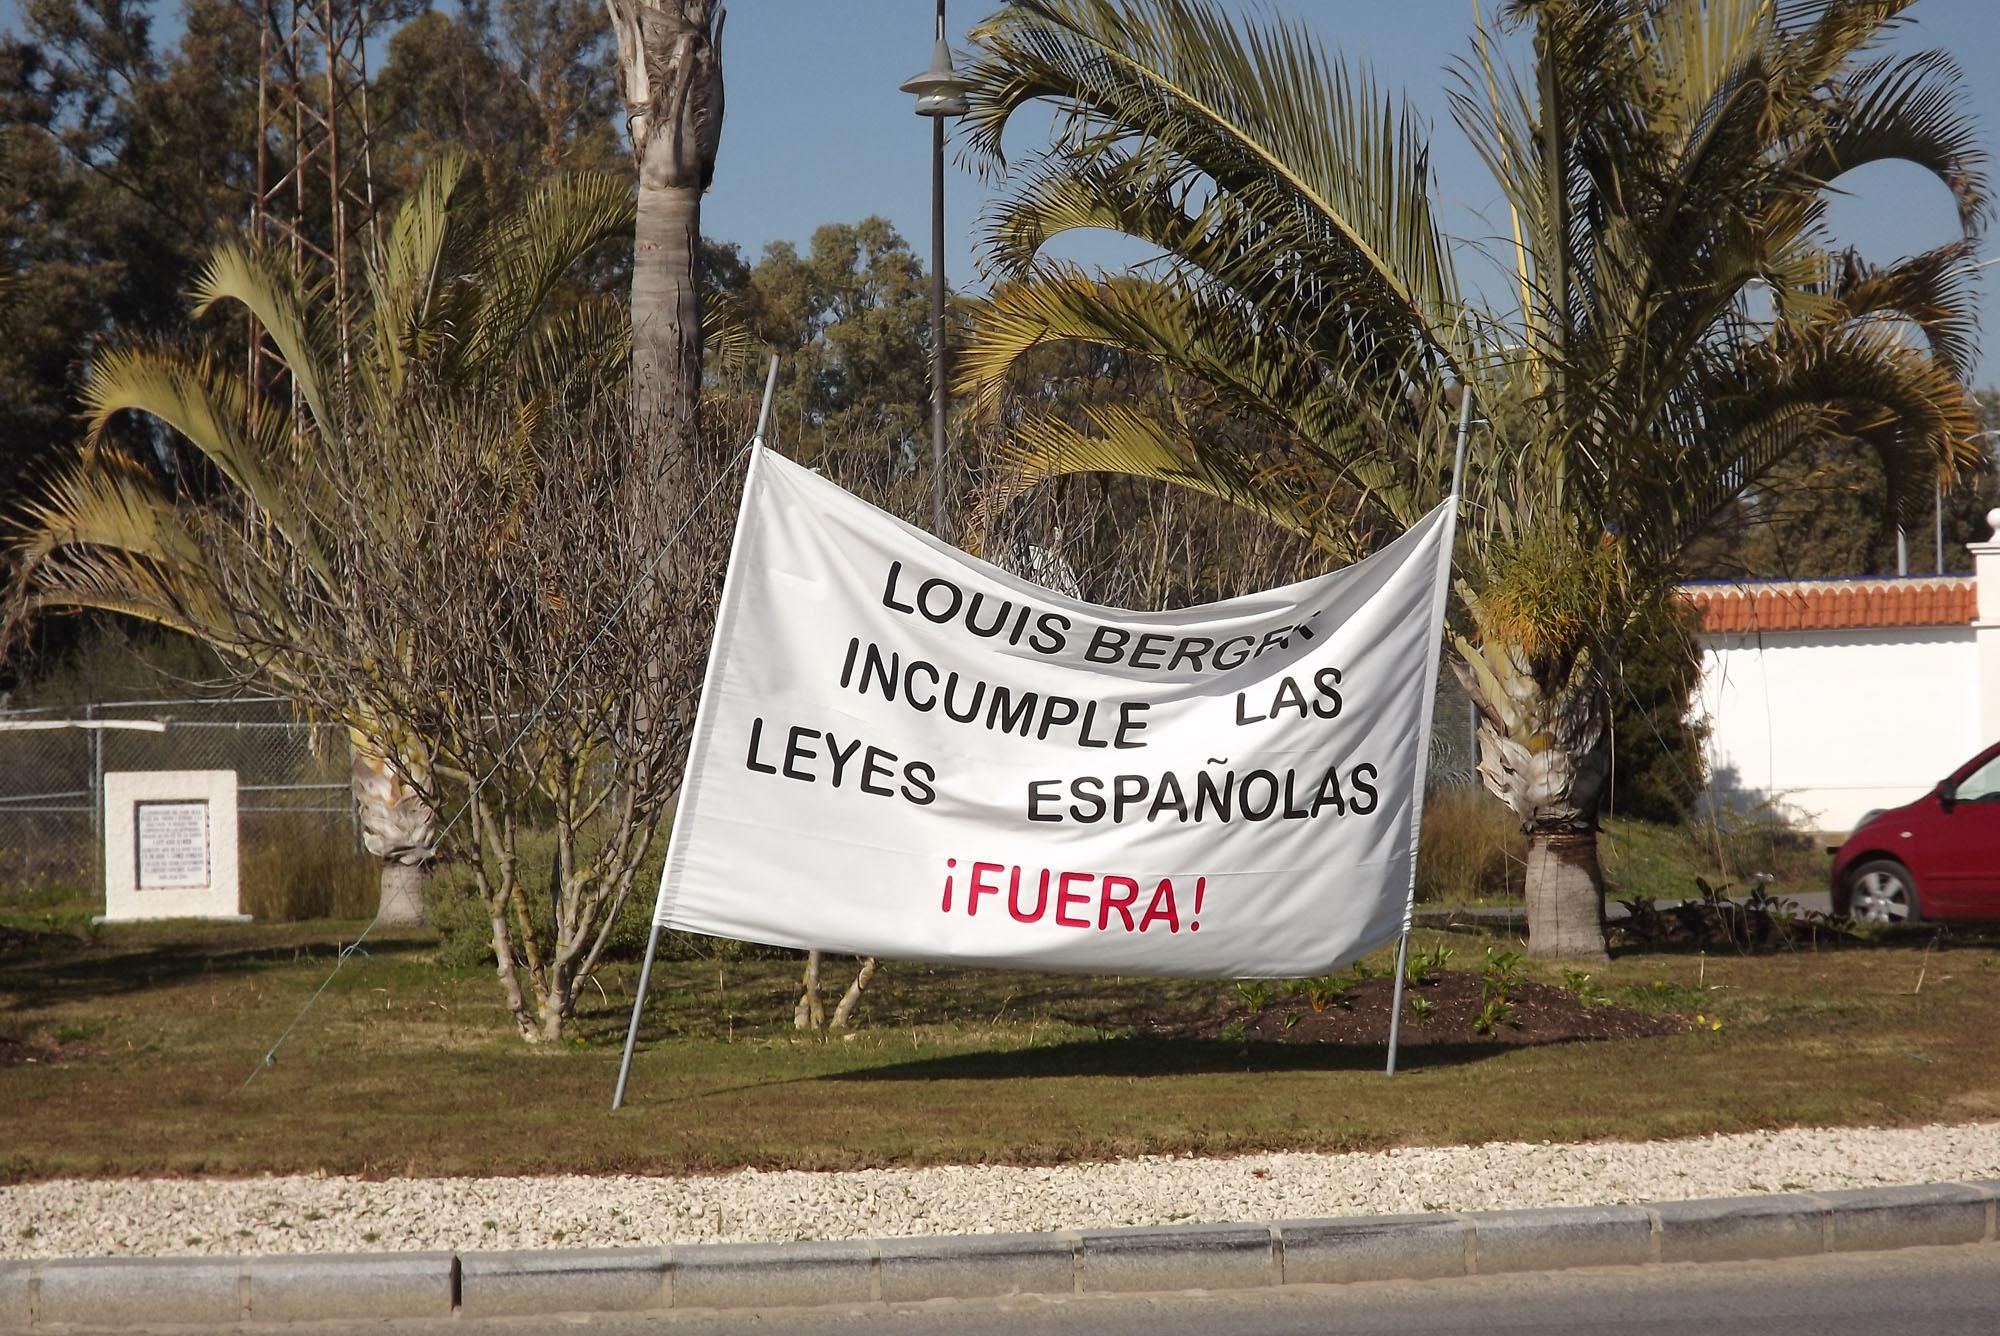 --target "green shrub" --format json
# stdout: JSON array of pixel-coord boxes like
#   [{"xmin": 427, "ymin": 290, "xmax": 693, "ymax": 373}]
[
  {"xmin": 1416, "ymin": 787, "xmax": 1525, "ymax": 902},
  {"xmin": 1605, "ymin": 594, "xmax": 1709, "ymax": 824},
  {"xmin": 1600, "ymin": 806, "xmax": 1823, "ymax": 900}
]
